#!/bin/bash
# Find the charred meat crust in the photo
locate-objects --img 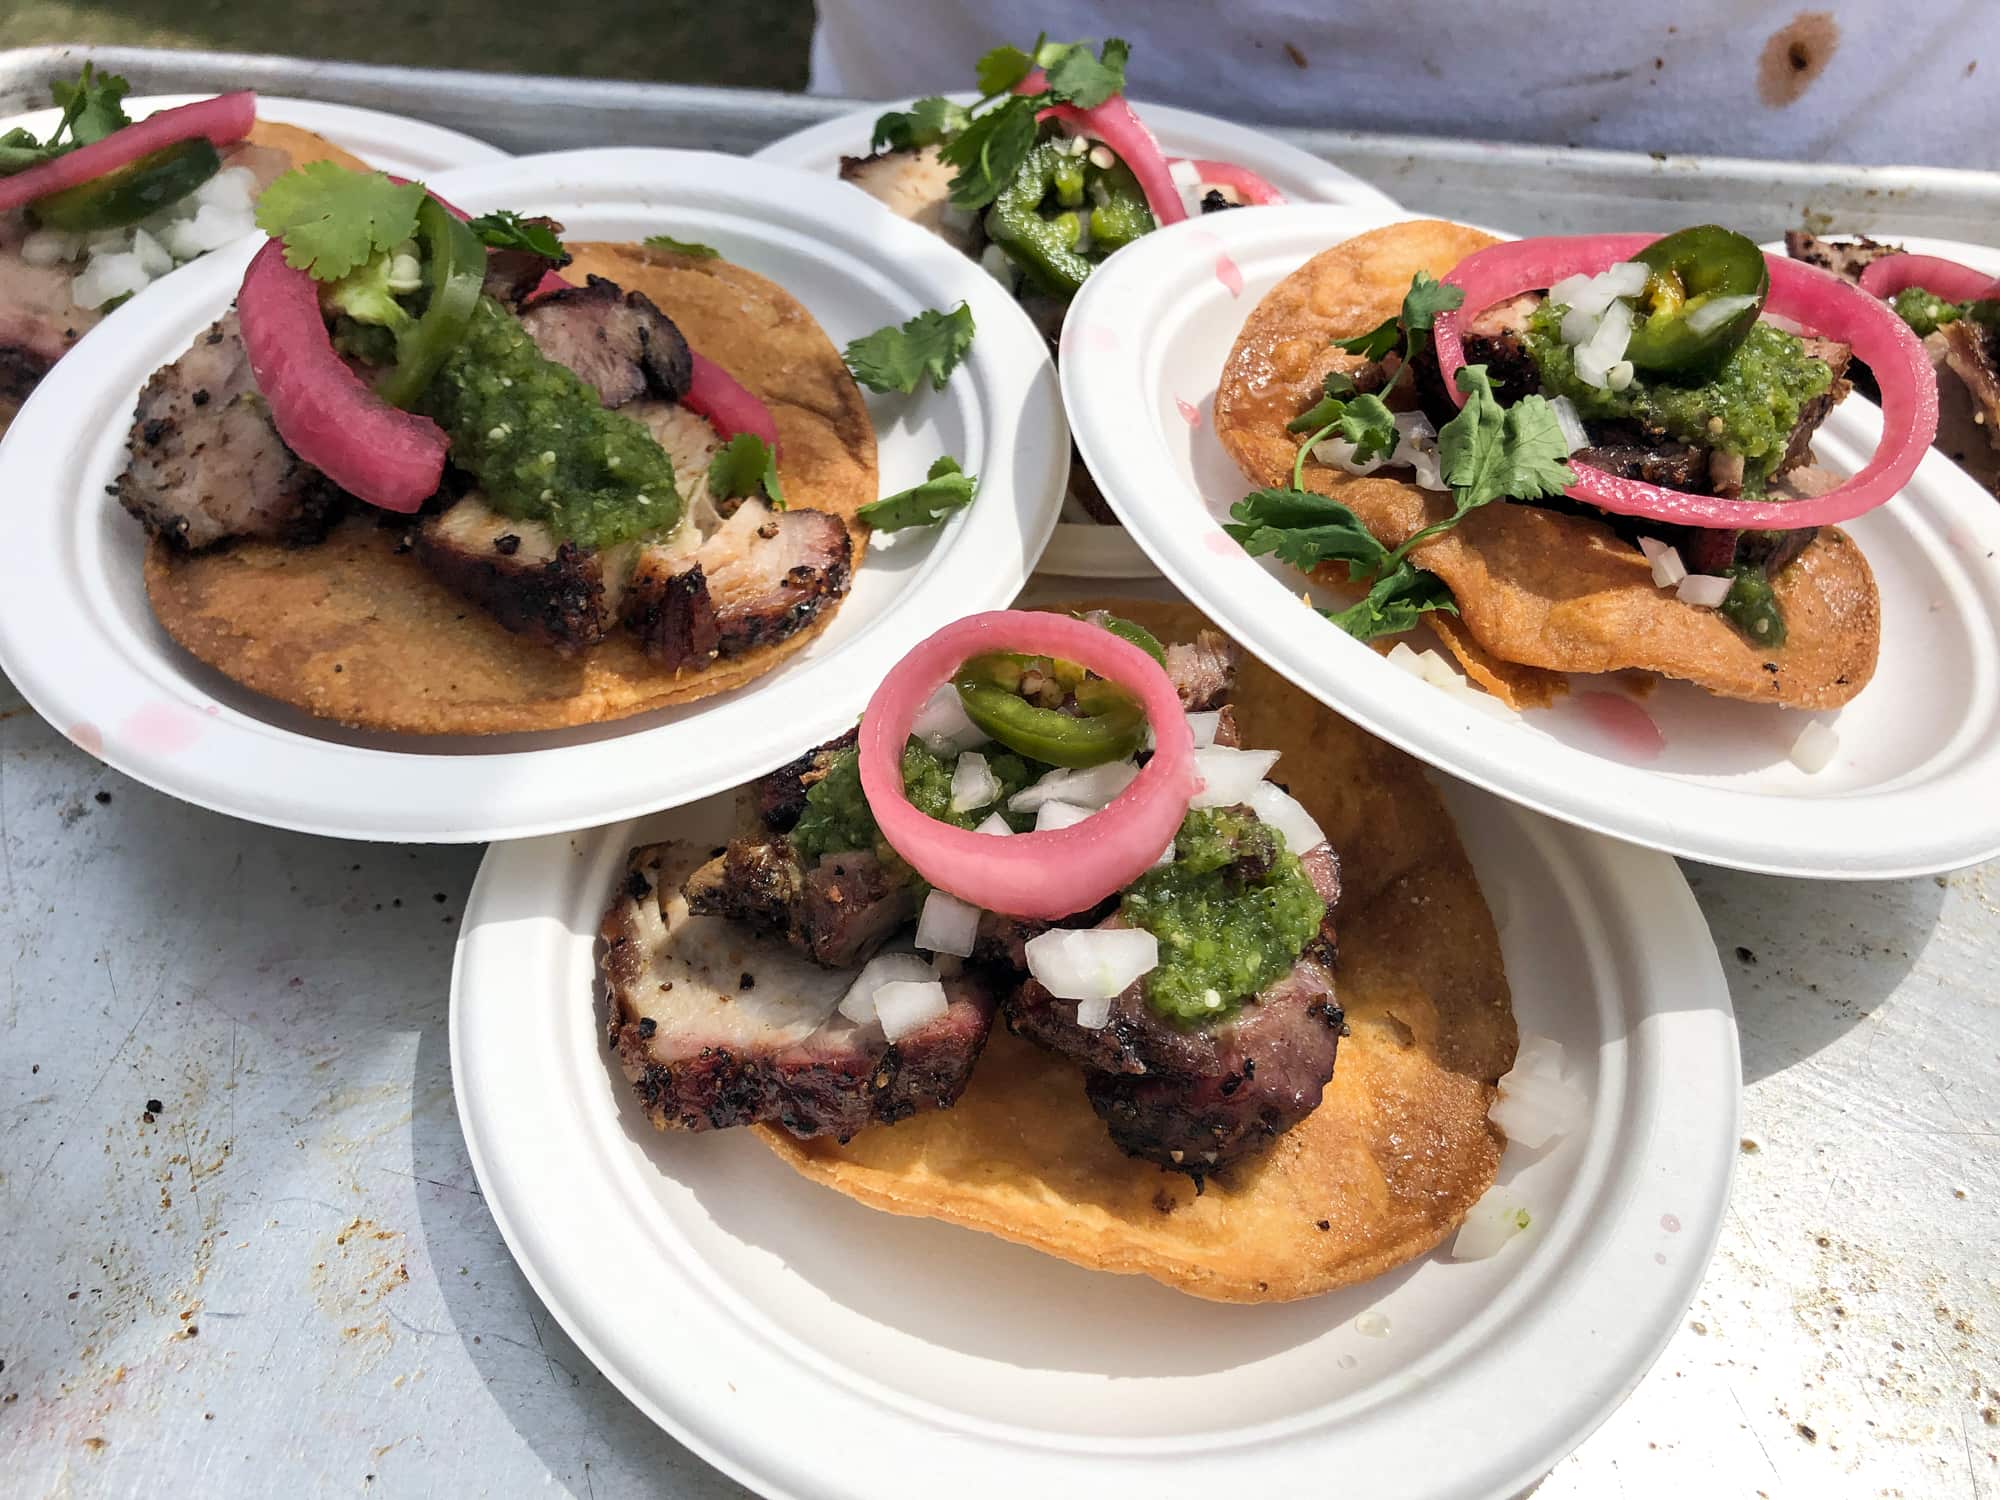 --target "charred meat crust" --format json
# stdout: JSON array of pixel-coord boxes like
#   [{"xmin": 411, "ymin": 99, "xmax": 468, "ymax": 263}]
[
  {"xmin": 1162, "ymin": 628, "xmax": 1242, "ymax": 711},
  {"xmin": 519, "ymin": 274, "xmax": 694, "ymax": 408},
  {"xmin": 1005, "ymin": 838, "xmax": 1345, "ymax": 1175},
  {"xmin": 683, "ymin": 841, "xmax": 919, "ymax": 971},
  {"xmin": 1783, "ymin": 230, "xmax": 1900, "ymax": 283},
  {"xmin": 481, "ymin": 217, "xmax": 572, "ymax": 307},
  {"xmin": 115, "ymin": 313, "xmax": 347, "ymax": 551},
  {"xmin": 413, "ymin": 504, "xmax": 611, "ymax": 654},
  {"xmin": 757, "ymin": 728, "xmax": 859, "ymax": 832},
  {"xmin": 0, "ymin": 343, "xmax": 53, "ymax": 408},
  {"xmin": 622, "ymin": 503, "xmax": 853, "ymax": 669},
  {"xmin": 602, "ymin": 842, "xmax": 996, "ymax": 1141}
]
